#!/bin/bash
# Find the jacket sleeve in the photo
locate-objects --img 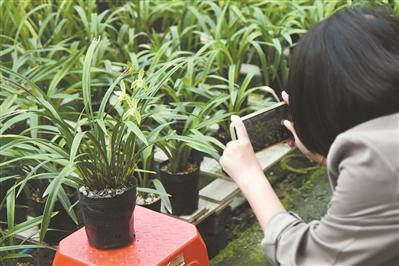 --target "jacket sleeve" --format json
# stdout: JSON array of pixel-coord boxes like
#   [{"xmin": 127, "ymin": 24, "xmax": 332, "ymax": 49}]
[{"xmin": 261, "ymin": 135, "xmax": 399, "ymax": 265}]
